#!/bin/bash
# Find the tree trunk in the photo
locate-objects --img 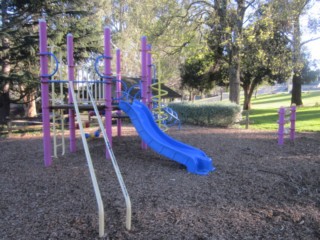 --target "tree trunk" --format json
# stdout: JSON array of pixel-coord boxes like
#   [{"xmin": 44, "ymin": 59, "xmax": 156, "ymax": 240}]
[
  {"xmin": 220, "ymin": 87, "xmax": 224, "ymax": 101},
  {"xmin": 291, "ymin": 16, "xmax": 303, "ymax": 106},
  {"xmin": 291, "ymin": 74, "xmax": 303, "ymax": 106},
  {"xmin": 0, "ymin": 61, "xmax": 11, "ymax": 123},
  {"xmin": 243, "ymin": 80, "xmax": 257, "ymax": 110},
  {"xmin": 25, "ymin": 92, "xmax": 37, "ymax": 117},
  {"xmin": 243, "ymin": 87, "xmax": 253, "ymax": 110},
  {"xmin": 229, "ymin": 58, "xmax": 241, "ymax": 104},
  {"xmin": 188, "ymin": 90, "xmax": 192, "ymax": 101},
  {"xmin": 0, "ymin": 1, "xmax": 11, "ymax": 123},
  {"xmin": 228, "ymin": 0, "xmax": 246, "ymax": 104},
  {"xmin": 243, "ymin": 88, "xmax": 250, "ymax": 110},
  {"xmin": 0, "ymin": 85, "xmax": 10, "ymax": 123}
]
